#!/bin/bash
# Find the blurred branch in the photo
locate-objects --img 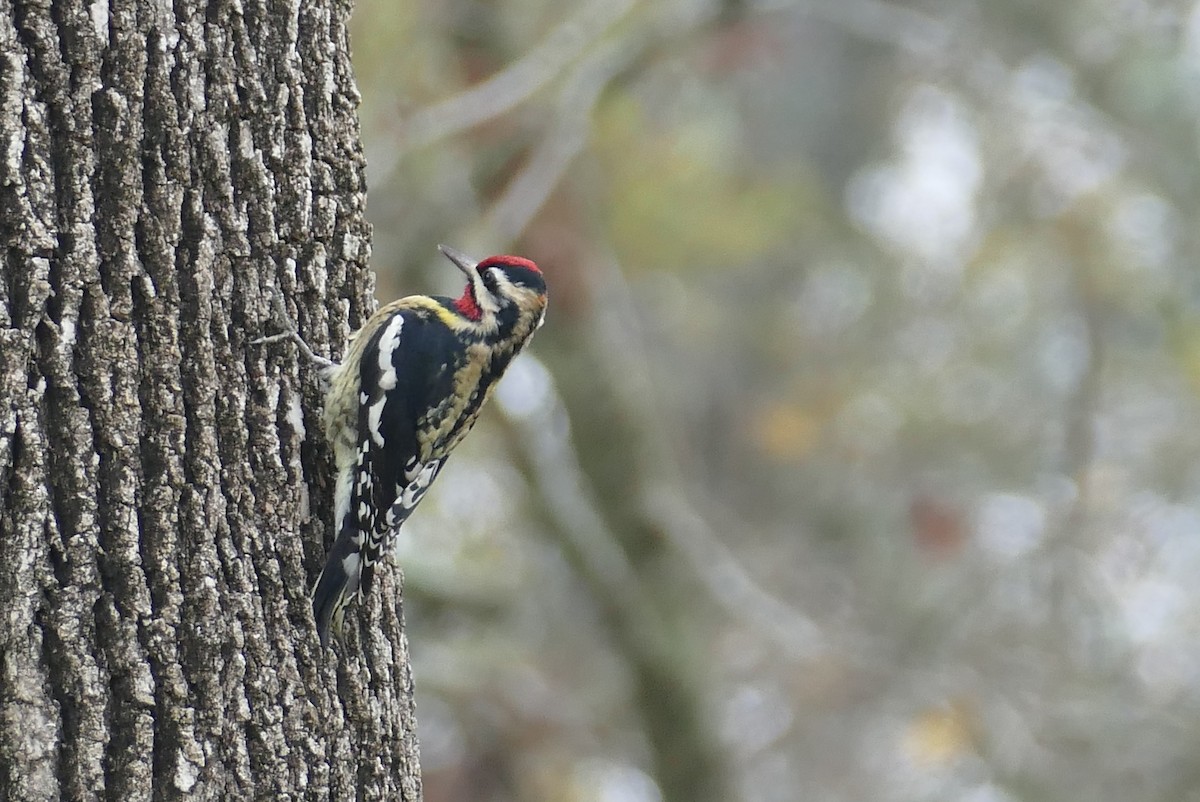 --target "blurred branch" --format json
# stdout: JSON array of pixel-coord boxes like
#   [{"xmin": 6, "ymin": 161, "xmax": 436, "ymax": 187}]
[
  {"xmin": 479, "ymin": 31, "xmax": 831, "ymax": 654},
  {"xmin": 376, "ymin": 0, "xmax": 953, "ymax": 236},
  {"xmin": 369, "ymin": 0, "xmax": 638, "ymax": 185},
  {"xmin": 476, "ymin": 0, "xmax": 720, "ymax": 245},
  {"xmin": 494, "ymin": 360, "xmax": 730, "ymax": 802},
  {"xmin": 478, "ymin": 0, "xmax": 952, "ymax": 244},
  {"xmin": 1041, "ymin": 211, "xmax": 1113, "ymax": 635},
  {"xmin": 484, "ymin": 35, "xmax": 631, "ymax": 242},
  {"xmin": 584, "ymin": 251, "xmax": 828, "ymax": 661},
  {"xmin": 494, "ymin": 361, "xmax": 654, "ymax": 627},
  {"xmin": 1061, "ymin": 219, "xmax": 1104, "ymax": 524},
  {"xmin": 437, "ymin": 0, "xmax": 951, "ymax": 670},
  {"xmin": 762, "ymin": 0, "xmax": 951, "ymax": 56},
  {"xmin": 496, "ymin": 354, "xmax": 824, "ymax": 660},
  {"xmin": 480, "ymin": 0, "xmax": 736, "ymax": 243},
  {"xmin": 645, "ymin": 489, "xmax": 826, "ymax": 660}
]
